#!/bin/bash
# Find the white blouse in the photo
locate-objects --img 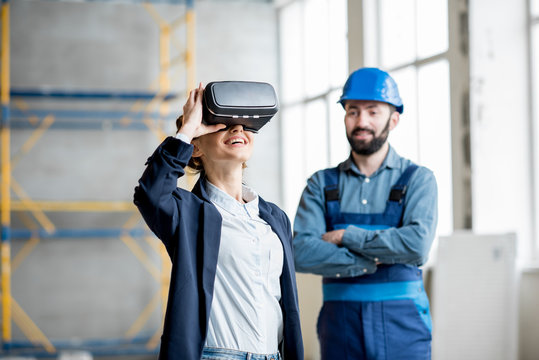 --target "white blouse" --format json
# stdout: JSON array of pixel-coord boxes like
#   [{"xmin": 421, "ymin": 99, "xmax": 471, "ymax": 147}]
[{"xmin": 204, "ymin": 181, "xmax": 284, "ymax": 354}]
